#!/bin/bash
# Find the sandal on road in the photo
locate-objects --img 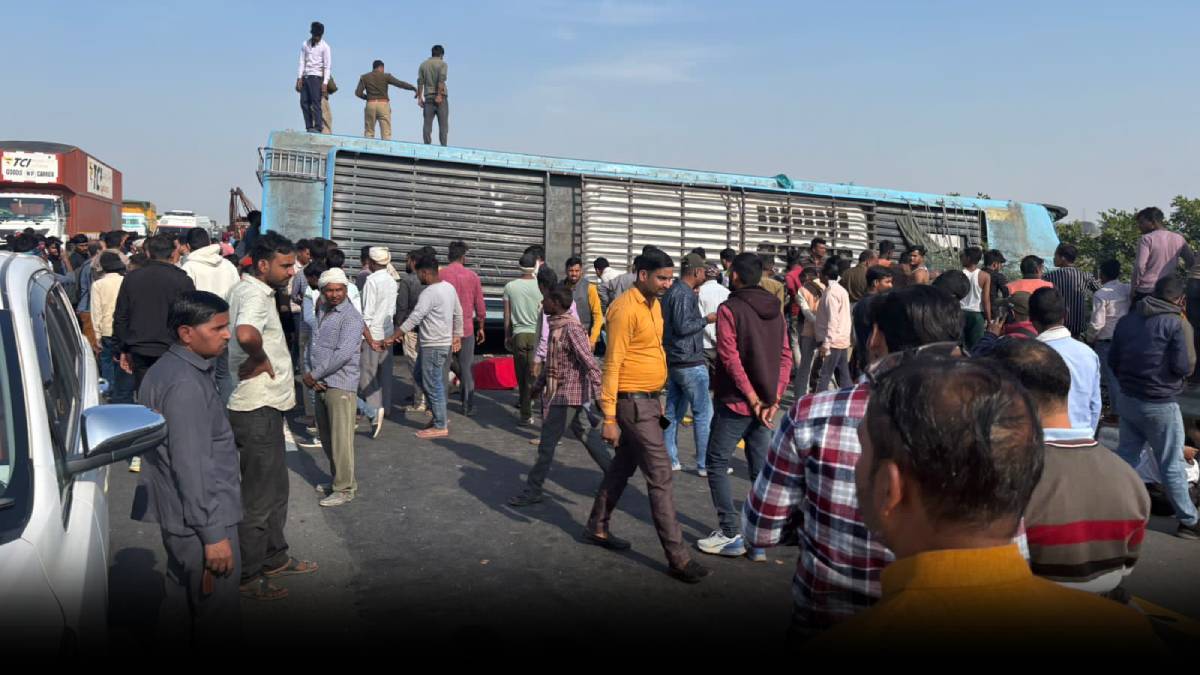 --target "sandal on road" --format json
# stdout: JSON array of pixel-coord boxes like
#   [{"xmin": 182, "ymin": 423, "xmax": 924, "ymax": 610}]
[
  {"xmin": 264, "ymin": 557, "xmax": 319, "ymax": 578},
  {"xmin": 240, "ymin": 577, "xmax": 289, "ymax": 601}
]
